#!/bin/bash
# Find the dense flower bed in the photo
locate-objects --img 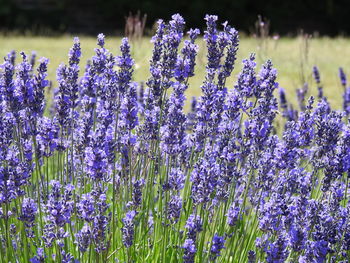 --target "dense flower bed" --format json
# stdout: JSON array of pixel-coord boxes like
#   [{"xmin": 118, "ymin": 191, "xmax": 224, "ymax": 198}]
[{"xmin": 1, "ymin": 13, "xmax": 350, "ymax": 262}]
